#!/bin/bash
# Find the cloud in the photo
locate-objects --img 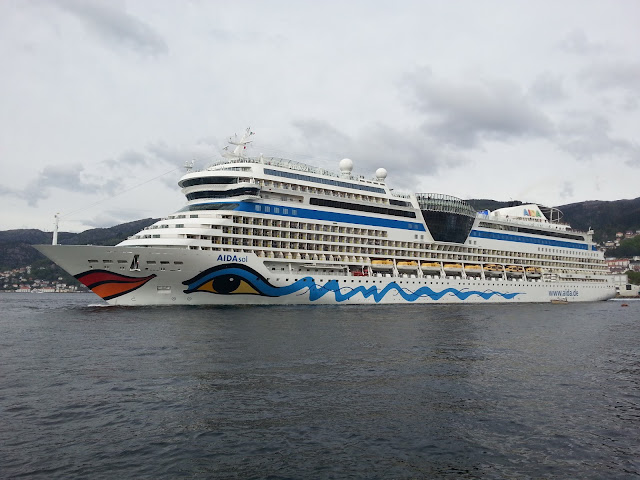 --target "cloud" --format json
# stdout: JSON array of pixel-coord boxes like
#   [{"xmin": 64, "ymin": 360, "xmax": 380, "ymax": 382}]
[
  {"xmin": 353, "ymin": 125, "xmax": 469, "ymax": 192},
  {"xmin": 100, "ymin": 139, "xmax": 220, "ymax": 172},
  {"xmin": 82, "ymin": 208, "xmax": 150, "ymax": 228},
  {"xmin": 558, "ymin": 29, "xmax": 607, "ymax": 55},
  {"xmin": 52, "ymin": 0, "xmax": 168, "ymax": 56},
  {"xmin": 624, "ymin": 148, "xmax": 640, "ymax": 167},
  {"xmin": 529, "ymin": 73, "xmax": 567, "ymax": 103},
  {"xmin": 21, "ymin": 164, "xmax": 120, "ymax": 206},
  {"xmin": 559, "ymin": 181, "xmax": 574, "ymax": 199},
  {"xmin": 102, "ymin": 150, "xmax": 149, "ymax": 168},
  {"xmin": 402, "ymin": 68, "xmax": 554, "ymax": 148},
  {"xmin": 291, "ymin": 119, "xmax": 352, "ymax": 160},
  {"xmin": 557, "ymin": 113, "xmax": 640, "ymax": 166},
  {"xmin": 146, "ymin": 140, "xmax": 215, "ymax": 187},
  {"xmin": 1, "ymin": 137, "xmax": 215, "ymax": 210},
  {"xmin": 290, "ymin": 119, "xmax": 468, "ymax": 191},
  {"xmin": 580, "ymin": 62, "xmax": 640, "ymax": 96},
  {"xmin": 146, "ymin": 141, "xmax": 216, "ymax": 168},
  {"xmin": 209, "ymin": 27, "xmax": 286, "ymax": 47}
]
